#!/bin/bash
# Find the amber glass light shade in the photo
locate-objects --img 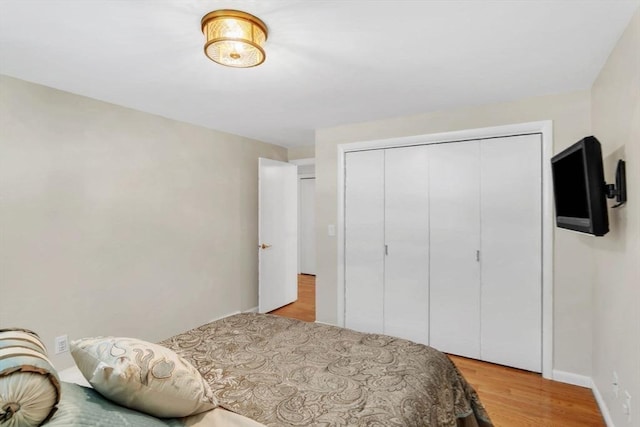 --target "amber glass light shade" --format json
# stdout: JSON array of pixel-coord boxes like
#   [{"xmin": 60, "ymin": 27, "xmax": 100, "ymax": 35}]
[{"xmin": 201, "ymin": 10, "xmax": 268, "ymax": 68}]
